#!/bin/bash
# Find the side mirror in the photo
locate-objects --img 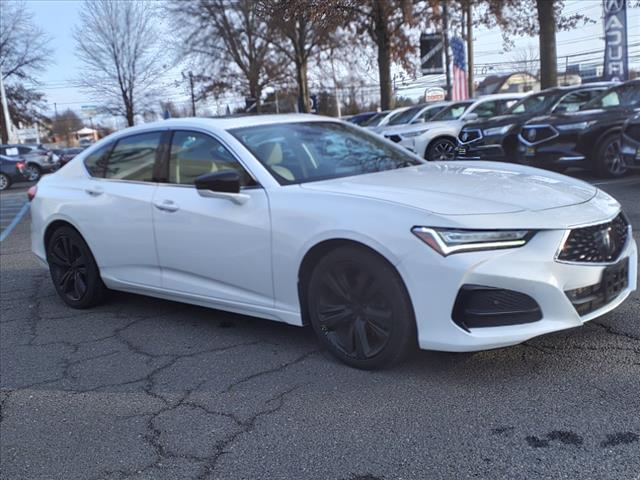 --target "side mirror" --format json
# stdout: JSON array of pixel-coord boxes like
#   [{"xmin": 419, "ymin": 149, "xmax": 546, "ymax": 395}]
[
  {"xmin": 411, "ymin": 118, "xmax": 425, "ymax": 124},
  {"xmin": 195, "ymin": 170, "xmax": 241, "ymax": 193},
  {"xmin": 194, "ymin": 170, "xmax": 249, "ymax": 204},
  {"xmin": 465, "ymin": 112, "xmax": 478, "ymax": 121}
]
